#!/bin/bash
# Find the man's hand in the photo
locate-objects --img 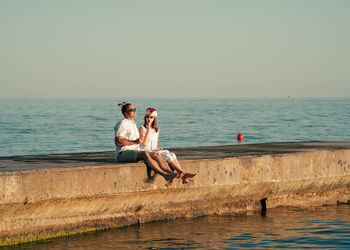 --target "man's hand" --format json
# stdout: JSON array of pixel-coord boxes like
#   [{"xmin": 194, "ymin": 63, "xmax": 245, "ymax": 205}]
[
  {"xmin": 136, "ymin": 136, "xmax": 144, "ymax": 144},
  {"xmin": 115, "ymin": 136, "xmax": 144, "ymax": 146}
]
